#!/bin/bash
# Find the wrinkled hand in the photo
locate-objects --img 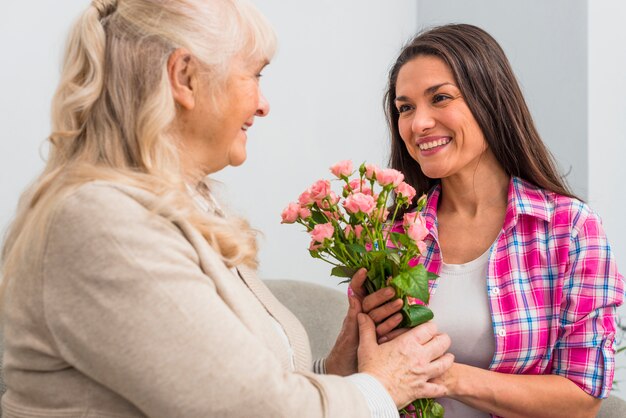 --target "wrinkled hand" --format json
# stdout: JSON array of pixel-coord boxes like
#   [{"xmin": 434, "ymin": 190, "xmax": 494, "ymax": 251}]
[
  {"xmin": 325, "ymin": 268, "xmax": 367, "ymax": 376},
  {"xmin": 351, "ymin": 277, "xmax": 410, "ymax": 343},
  {"xmin": 357, "ymin": 314, "xmax": 454, "ymax": 409}
]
